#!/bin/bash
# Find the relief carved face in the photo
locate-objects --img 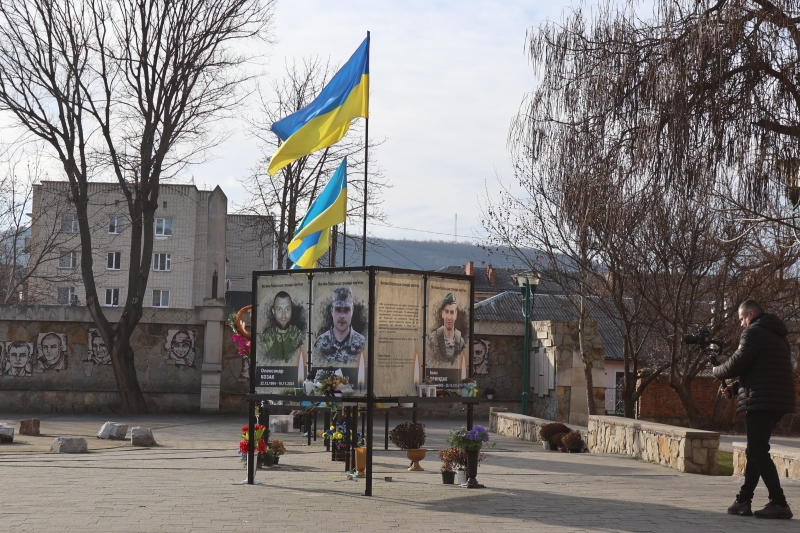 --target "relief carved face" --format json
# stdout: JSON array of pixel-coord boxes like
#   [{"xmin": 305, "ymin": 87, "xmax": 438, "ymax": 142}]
[
  {"xmin": 9, "ymin": 345, "xmax": 31, "ymax": 370},
  {"xmin": 170, "ymin": 332, "xmax": 192, "ymax": 360},
  {"xmin": 41, "ymin": 334, "xmax": 63, "ymax": 364}
]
